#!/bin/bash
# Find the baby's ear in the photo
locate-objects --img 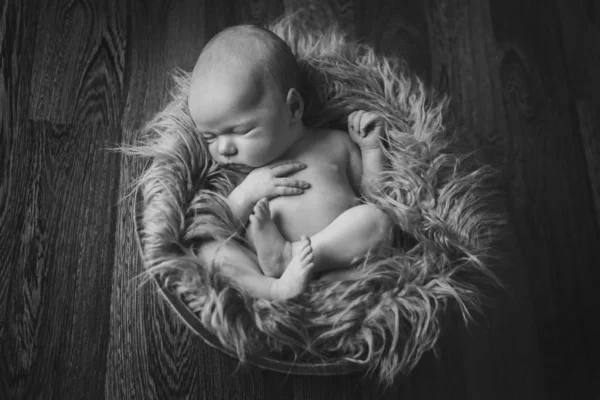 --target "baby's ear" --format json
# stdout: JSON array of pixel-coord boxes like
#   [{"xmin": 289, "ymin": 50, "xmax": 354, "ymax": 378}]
[{"xmin": 286, "ymin": 88, "xmax": 304, "ymax": 121}]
